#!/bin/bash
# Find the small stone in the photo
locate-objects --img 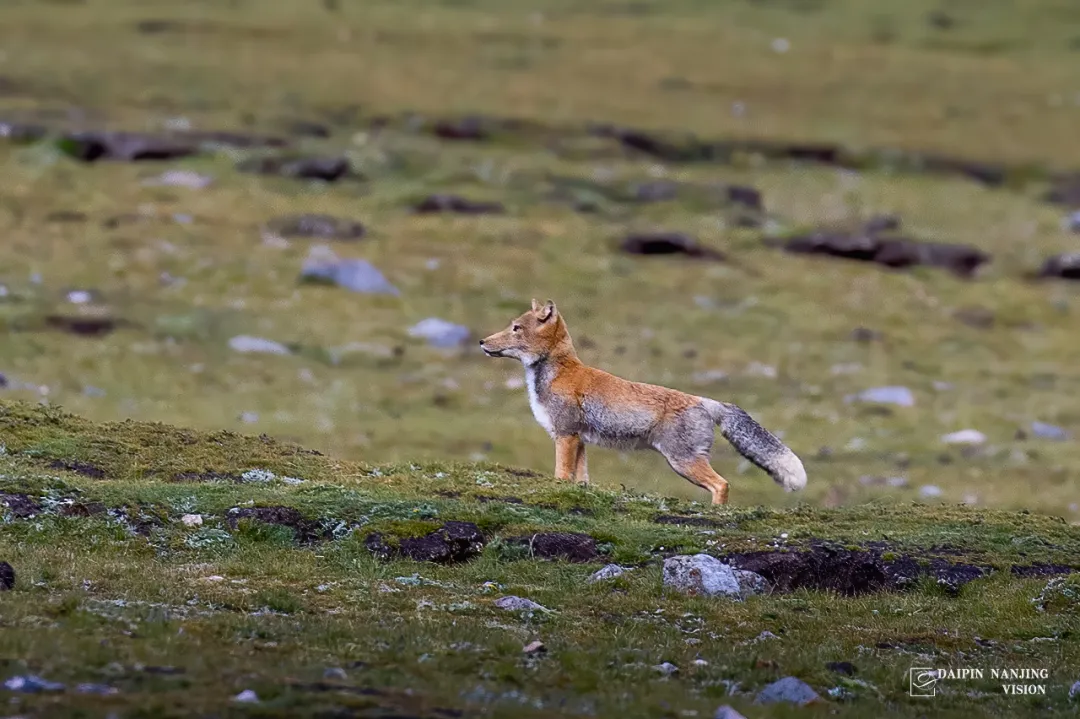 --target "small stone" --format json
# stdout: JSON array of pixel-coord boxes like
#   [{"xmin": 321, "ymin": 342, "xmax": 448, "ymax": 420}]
[
  {"xmin": 229, "ymin": 335, "xmax": 291, "ymax": 355},
  {"xmin": 714, "ymin": 706, "xmax": 748, "ymax": 719},
  {"xmin": 941, "ymin": 429, "xmax": 986, "ymax": 445},
  {"xmin": 494, "ymin": 596, "xmax": 548, "ymax": 612},
  {"xmin": 663, "ymin": 554, "xmax": 741, "ymax": 598},
  {"xmin": 75, "ymin": 683, "xmax": 118, "ymax": 695},
  {"xmin": 299, "ymin": 247, "xmax": 399, "ymax": 295},
  {"xmin": 181, "ymin": 514, "xmax": 203, "ymax": 527},
  {"xmin": 323, "ymin": 667, "xmax": 347, "ymax": 680},
  {"xmin": 239, "ymin": 411, "xmax": 259, "ymax": 424},
  {"xmin": 522, "ymin": 640, "xmax": 546, "ymax": 655},
  {"xmin": 653, "ymin": 662, "xmax": 679, "ymax": 675},
  {"xmin": 919, "ymin": 485, "xmax": 943, "ymax": 499},
  {"xmin": 0, "ymin": 561, "xmax": 13, "ymax": 591},
  {"xmin": 771, "ymin": 37, "xmax": 790, "ymax": 53},
  {"xmin": 1069, "ymin": 680, "xmax": 1080, "ymax": 700},
  {"xmin": 142, "ymin": 169, "xmax": 213, "ymax": 188},
  {"xmin": 846, "ymin": 386, "xmax": 914, "ymax": 407},
  {"xmin": 205, "ymin": 575, "xmax": 225, "ymax": 582},
  {"xmin": 754, "ymin": 676, "xmax": 820, "ymax": 706},
  {"xmin": 1030, "ymin": 421, "xmax": 1070, "ymax": 441},
  {"xmin": 407, "ymin": 318, "xmax": 471, "ymax": 348},
  {"xmin": 3, "ymin": 675, "xmax": 65, "ymax": 692},
  {"xmin": 587, "ymin": 564, "xmax": 630, "ymax": 583},
  {"xmin": 233, "ymin": 689, "xmax": 259, "ymax": 703}
]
